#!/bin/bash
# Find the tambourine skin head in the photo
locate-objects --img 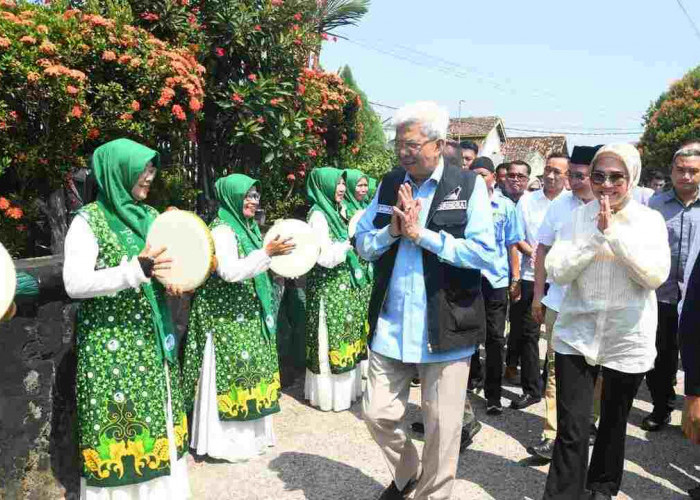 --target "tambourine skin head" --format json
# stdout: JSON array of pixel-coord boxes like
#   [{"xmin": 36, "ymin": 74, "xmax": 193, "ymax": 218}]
[
  {"xmin": 0, "ymin": 242, "xmax": 16, "ymax": 319},
  {"xmin": 146, "ymin": 211, "xmax": 214, "ymax": 291},
  {"xmin": 263, "ymin": 219, "xmax": 321, "ymax": 278}
]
